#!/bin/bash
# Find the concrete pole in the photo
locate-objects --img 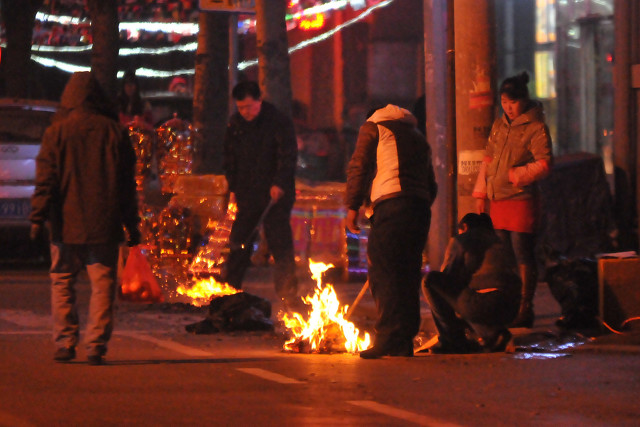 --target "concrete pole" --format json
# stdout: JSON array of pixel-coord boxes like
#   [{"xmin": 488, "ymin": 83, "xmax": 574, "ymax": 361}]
[
  {"xmin": 424, "ymin": 0, "xmax": 456, "ymax": 270},
  {"xmin": 453, "ymin": 0, "xmax": 496, "ymax": 221}
]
